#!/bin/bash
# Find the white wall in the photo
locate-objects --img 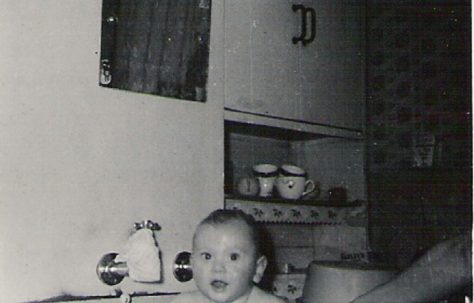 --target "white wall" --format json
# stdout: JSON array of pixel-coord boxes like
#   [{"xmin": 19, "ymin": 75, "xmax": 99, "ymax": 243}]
[{"xmin": 0, "ymin": 1, "xmax": 224, "ymax": 302}]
